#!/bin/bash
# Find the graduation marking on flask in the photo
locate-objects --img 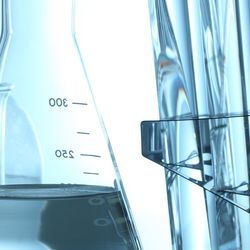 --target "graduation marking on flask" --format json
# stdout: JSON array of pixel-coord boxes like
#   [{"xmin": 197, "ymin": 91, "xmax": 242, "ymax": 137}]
[
  {"xmin": 80, "ymin": 153, "xmax": 101, "ymax": 158},
  {"xmin": 72, "ymin": 101, "xmax": 88, "ymax": 106},
  {"xmin": 83, "ymin": 172, "xmax": 100, "ymax": 175},
  {"xmin": 49, "ymin": 98, "xmax": 68, "ymax": 107},
  {"xmin": 77, "ymin": 131, "xmax": 90, "ymax": 135},
  {"xmin": 55, "ymin": 149, "xmax": 74, "ymax": 158}
]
